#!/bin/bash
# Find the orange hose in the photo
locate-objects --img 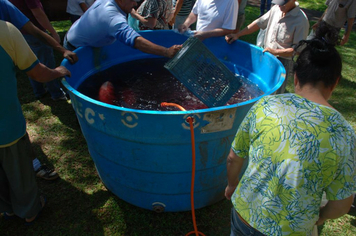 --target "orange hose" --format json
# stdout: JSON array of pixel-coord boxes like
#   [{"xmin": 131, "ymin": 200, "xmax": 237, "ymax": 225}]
[
  {"xmin": 161, "ymin": 102, "xmax": 186, "ymax": 111},
  {"xmin": 160, "ymin": 102, "xmax": 205, "ymax": 236},
  {"xmin": 185, "ymin": 116, "xmax": 205, "ymax": 236}
]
